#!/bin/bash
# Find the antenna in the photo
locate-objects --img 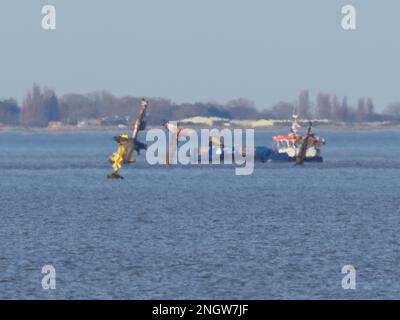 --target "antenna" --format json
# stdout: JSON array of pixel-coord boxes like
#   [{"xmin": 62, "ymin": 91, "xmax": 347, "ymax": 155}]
[{"xmin": 291, "ymin": 104, "xmax": 301, "ymax": 135}]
